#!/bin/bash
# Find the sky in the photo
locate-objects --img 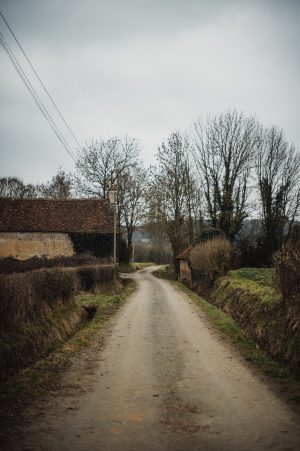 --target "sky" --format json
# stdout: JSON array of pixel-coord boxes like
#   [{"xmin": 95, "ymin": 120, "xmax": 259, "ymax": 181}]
[{"xmin": 0, "ymin": 0, "xmax": 299, "ymax": 183}]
